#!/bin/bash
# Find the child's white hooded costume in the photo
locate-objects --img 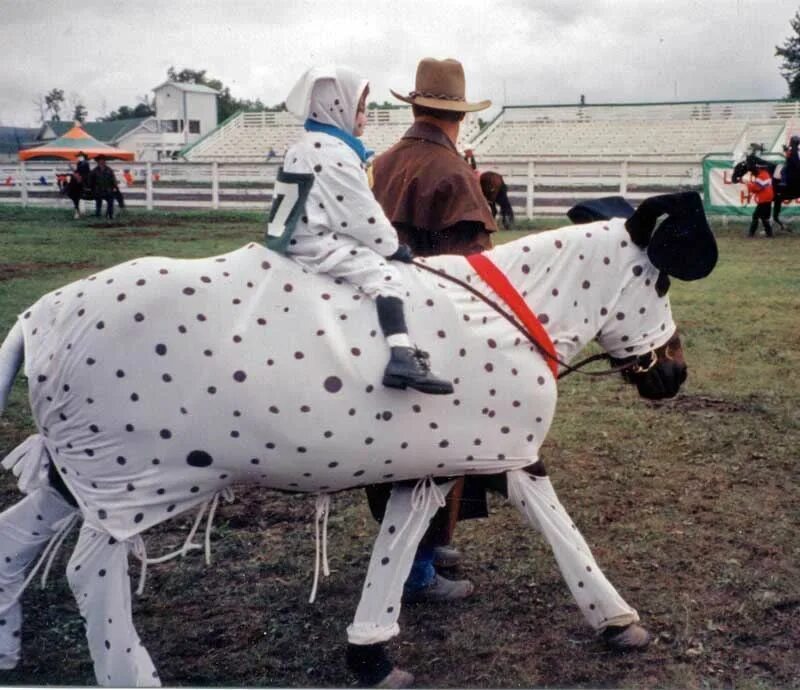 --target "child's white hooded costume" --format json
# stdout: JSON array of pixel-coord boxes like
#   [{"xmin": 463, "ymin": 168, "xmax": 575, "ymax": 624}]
[
  {"xmin": 276, "ymin": 64, "xmax": 453, "ymax": 396},
  {"xmin": 281, "ymin": 65, "xmax": 402, "ymax": 299}
]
